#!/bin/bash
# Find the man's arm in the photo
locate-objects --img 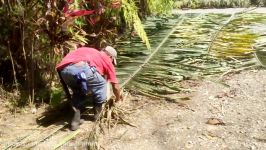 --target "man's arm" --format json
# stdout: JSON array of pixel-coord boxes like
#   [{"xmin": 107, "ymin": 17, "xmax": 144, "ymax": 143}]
[{"xmin": 112, "ymin": 83, "xmax": 122, "ymax": 101}]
